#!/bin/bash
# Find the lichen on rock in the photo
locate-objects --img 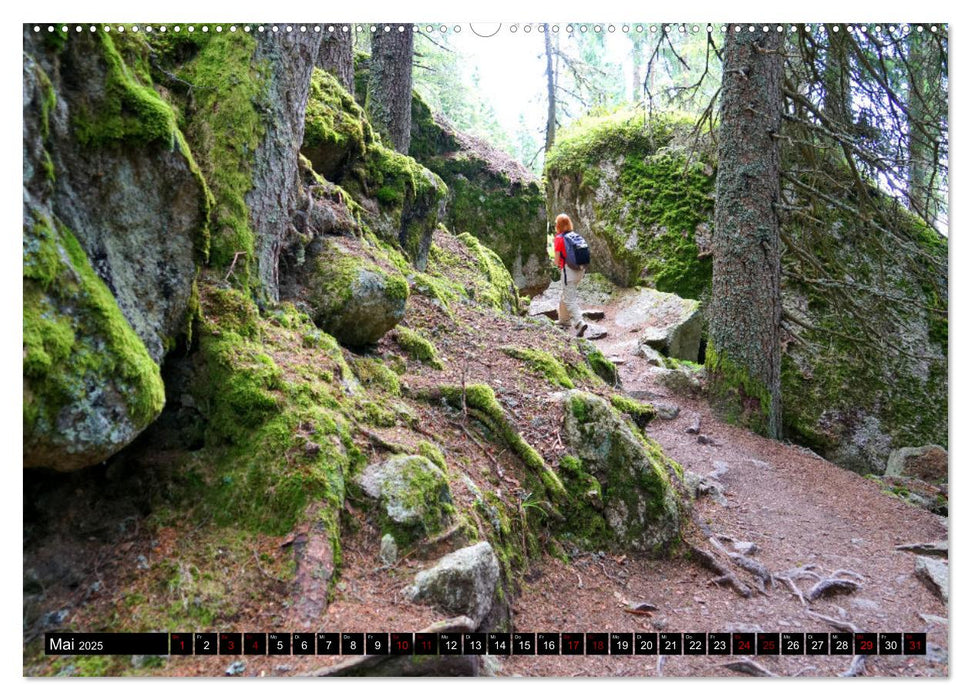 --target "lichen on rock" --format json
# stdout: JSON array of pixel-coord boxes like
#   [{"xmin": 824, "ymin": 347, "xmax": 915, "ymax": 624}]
[
  {"xmin": 303, "ymin": 237, "xmax": 409, "ymax": 348},
  {"xmin": 559, "ymin": 391, "xmax": 682, "ymax": 553},
  {"xmin": 358, "ymin": 454, "xmax": 454, "ymax": 542}
]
